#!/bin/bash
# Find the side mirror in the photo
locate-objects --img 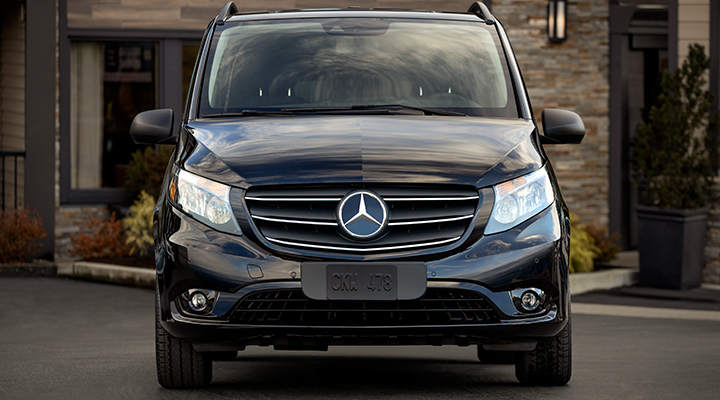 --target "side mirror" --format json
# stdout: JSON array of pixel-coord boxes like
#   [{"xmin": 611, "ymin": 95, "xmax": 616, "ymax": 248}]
[
  {"xmin": 540, "ymin": 109, "xmax": 585, "ymax": 144},
  {"xmin": 130, "ymin": 109, "xmax": 177, "ymax": 144}
]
